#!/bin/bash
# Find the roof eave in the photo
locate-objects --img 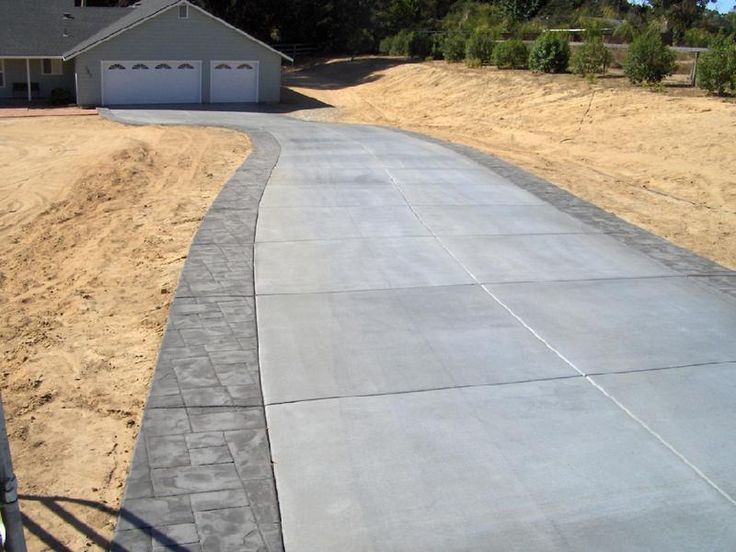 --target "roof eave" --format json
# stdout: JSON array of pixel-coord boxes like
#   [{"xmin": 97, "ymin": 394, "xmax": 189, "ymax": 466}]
[{"xmin": 62, "ymin": 1, "xmax": 294, "ymax": 63}]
